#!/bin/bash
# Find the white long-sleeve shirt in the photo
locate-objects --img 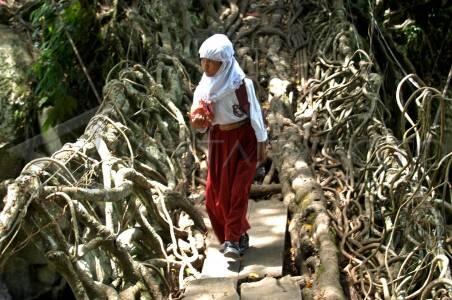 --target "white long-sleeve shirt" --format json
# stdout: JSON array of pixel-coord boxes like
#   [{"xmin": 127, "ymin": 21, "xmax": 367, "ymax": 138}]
[{"xmin": 191, "ymin": 78, "xmax": 268, "ymax": 142}]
